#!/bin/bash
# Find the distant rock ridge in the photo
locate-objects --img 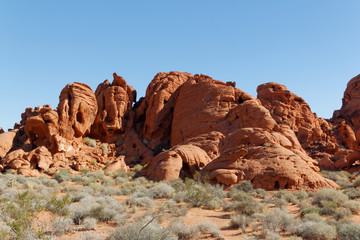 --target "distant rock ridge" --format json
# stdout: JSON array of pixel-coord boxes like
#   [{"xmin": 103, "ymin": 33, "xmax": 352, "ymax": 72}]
[{"xmin": 1, "ymin": 71, "xmax": 360, "ymax": 190}]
